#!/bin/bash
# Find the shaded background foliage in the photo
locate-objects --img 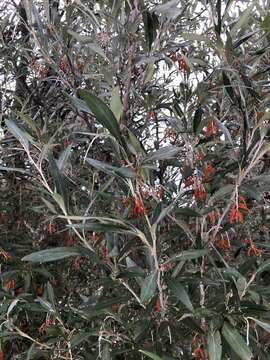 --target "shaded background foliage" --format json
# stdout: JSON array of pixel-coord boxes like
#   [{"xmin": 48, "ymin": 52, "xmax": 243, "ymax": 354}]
[{"xmin": 1, "ymin": 0, "xmax": 270, "ymax": 359}]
